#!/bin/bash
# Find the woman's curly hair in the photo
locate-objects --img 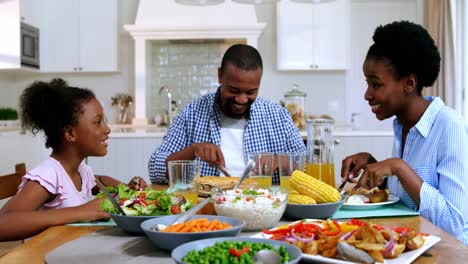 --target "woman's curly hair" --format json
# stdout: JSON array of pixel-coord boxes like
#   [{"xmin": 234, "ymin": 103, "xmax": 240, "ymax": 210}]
[
  {"xmin": 365, "ymin": 20, "xmax": 441, "ymax": 94},
  {"xmin": 20, "ymin": 78, "xmax": 95, "ymax": 150}
]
